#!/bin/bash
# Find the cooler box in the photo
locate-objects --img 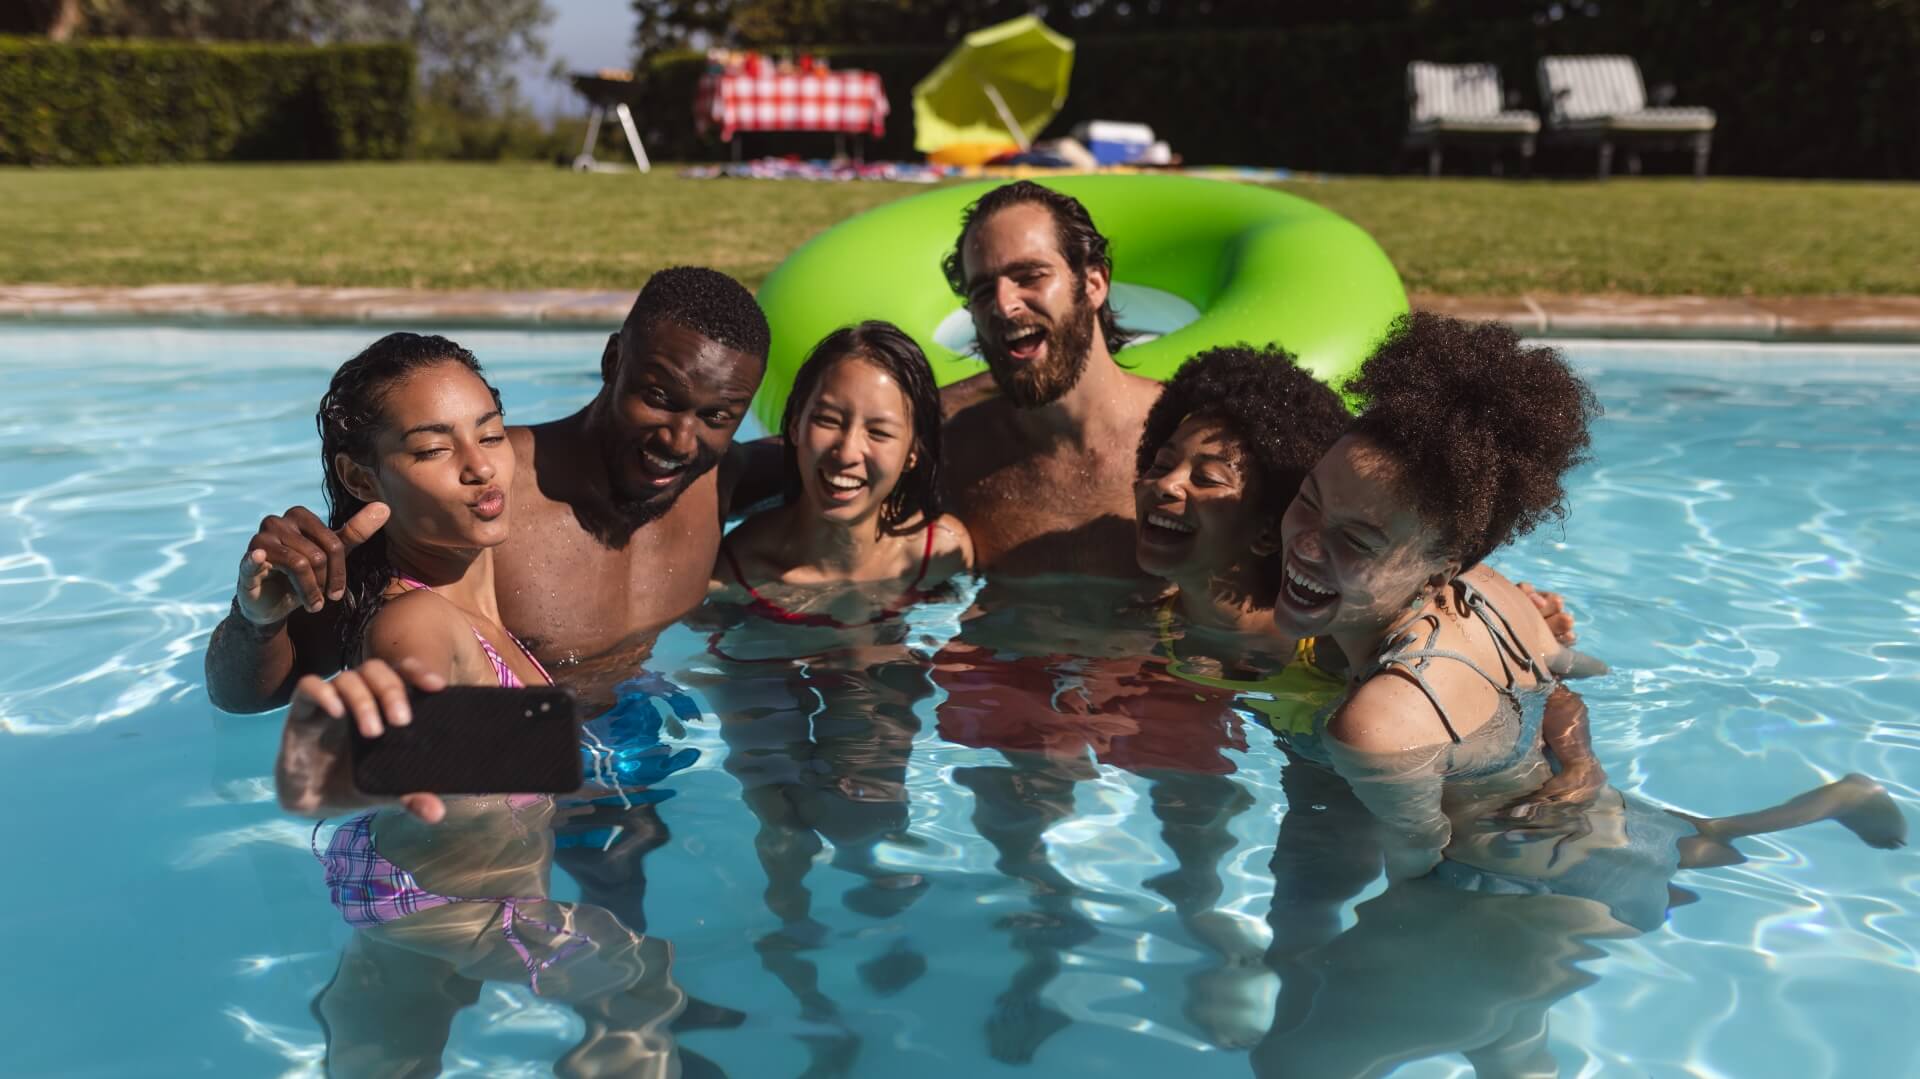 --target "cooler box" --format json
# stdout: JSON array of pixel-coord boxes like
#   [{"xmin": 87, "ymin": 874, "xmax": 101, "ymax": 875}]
[{"xmin": 1072, "ymin": 121, "xmax": 1157, "ymax": 165}]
